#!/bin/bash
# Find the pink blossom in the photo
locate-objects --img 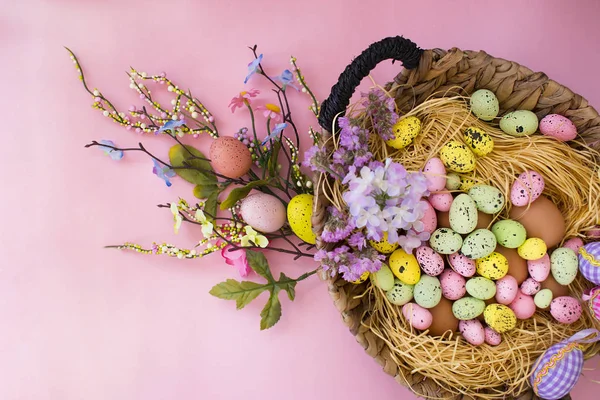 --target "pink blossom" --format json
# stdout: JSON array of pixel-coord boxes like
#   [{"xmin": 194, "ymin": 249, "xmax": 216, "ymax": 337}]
[
  {"xmin": 221, "ymin": 245, "xmax": 251, "ymax": 277},
  {"xmin": 229, "ymin": 89, "xmax": 260, "ymax": 113},
  {"xmin": 256, "ymin": 103, "xmax": 282, "ymax": 122}
]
